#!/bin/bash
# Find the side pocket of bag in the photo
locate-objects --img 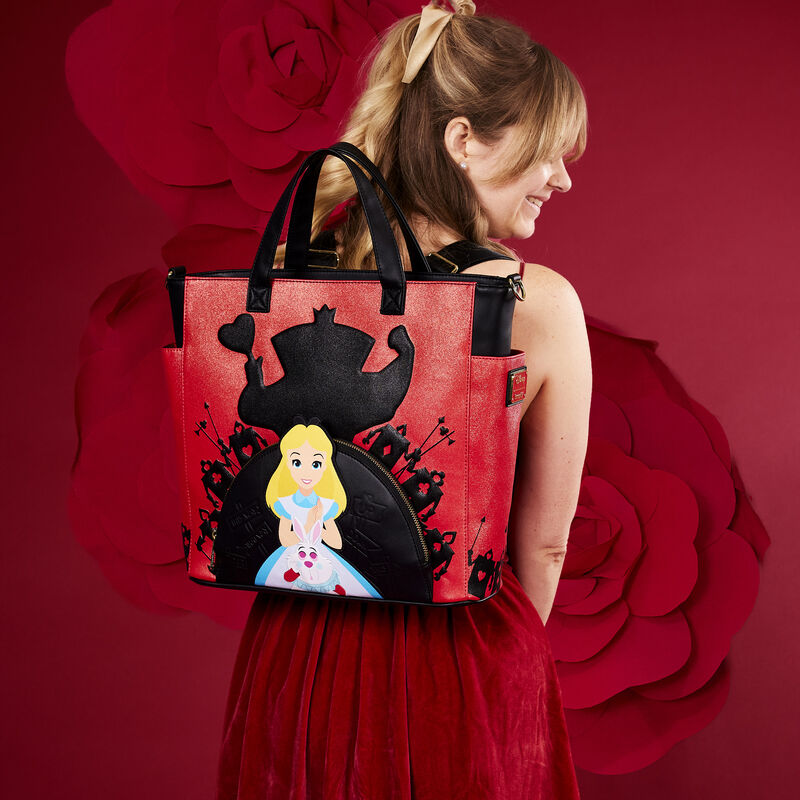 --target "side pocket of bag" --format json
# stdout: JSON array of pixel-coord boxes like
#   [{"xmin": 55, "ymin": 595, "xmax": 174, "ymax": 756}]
[
  {"xmin": 162, "ymin": 344, "xmax": 191, "ymax": 572},
  {"xmin": 465, "ymin": 349, "xmax": 527, "ymax": 600}
]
